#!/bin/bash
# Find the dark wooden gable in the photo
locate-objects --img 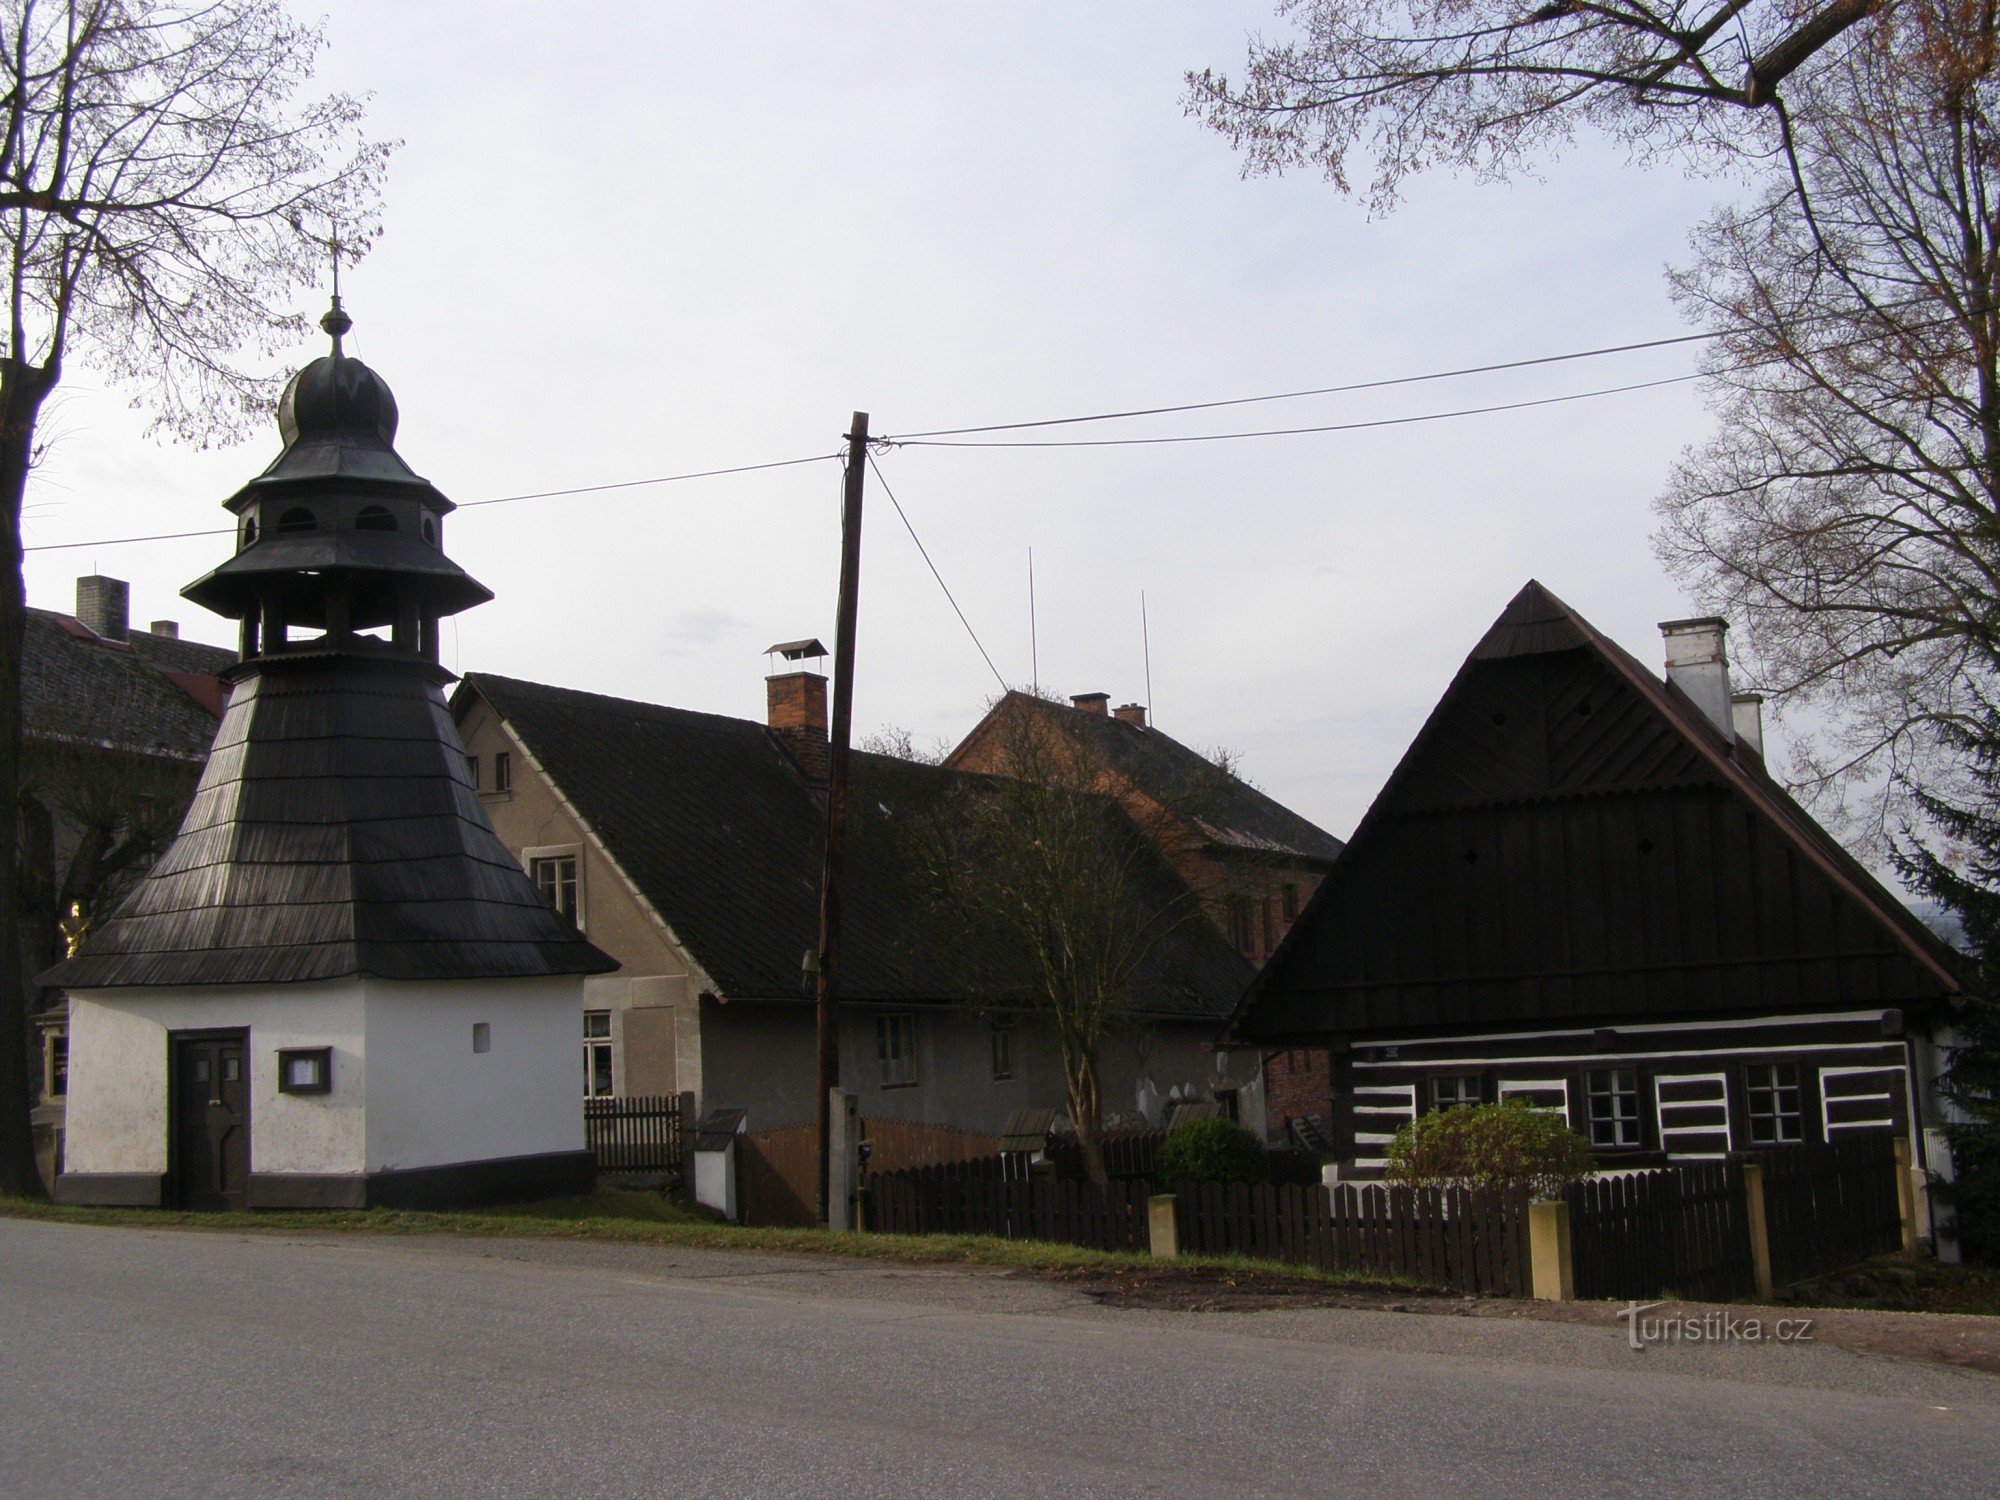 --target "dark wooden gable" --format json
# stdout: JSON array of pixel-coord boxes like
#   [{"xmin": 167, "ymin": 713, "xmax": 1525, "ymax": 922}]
[{"xmin": 1235, "ymin": 582, "xmax": 1964, "ymax": 1043}]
